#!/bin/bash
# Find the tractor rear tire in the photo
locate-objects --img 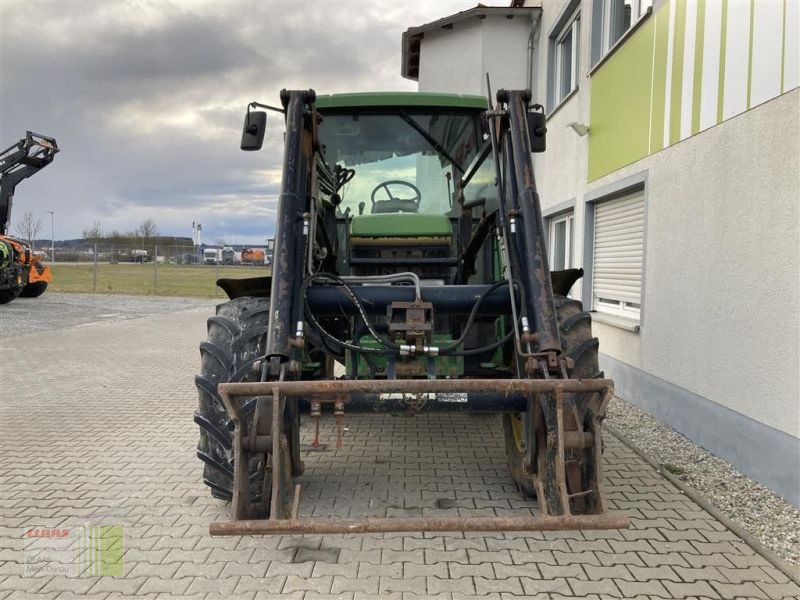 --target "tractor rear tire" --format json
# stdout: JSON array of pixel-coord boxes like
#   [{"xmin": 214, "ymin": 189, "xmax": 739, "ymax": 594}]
[
  {"xmin": 195, "ymin": 296, "xmax": 270, "ymax": 501},
  {"xmin": 503, "ymin": 295, "xmax": 600, "ymax": 498},
  {"xmin": 20, "ymin": 281, "xmax": 48, "ymax": 298}
]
